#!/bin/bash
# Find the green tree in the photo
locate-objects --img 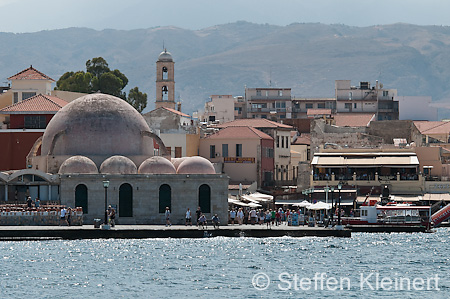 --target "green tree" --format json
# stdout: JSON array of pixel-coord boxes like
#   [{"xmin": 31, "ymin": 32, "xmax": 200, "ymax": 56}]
[
  {"xmin": 127, "ymin": 87, "xmax": 147, "ymax": 112},
  {"xmin": 55, "ymin": 57, "xmax": 130, "ymax": 100},
  {"xmin": 86, "ymin": 57, "xmax": 110, "ymax": 78}
]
